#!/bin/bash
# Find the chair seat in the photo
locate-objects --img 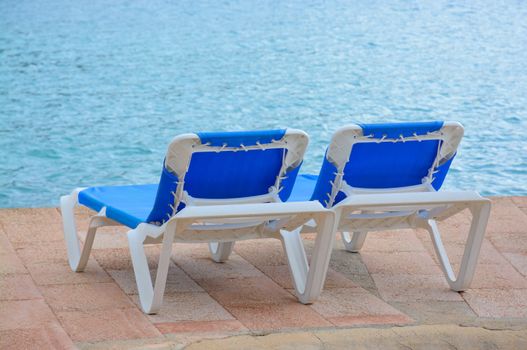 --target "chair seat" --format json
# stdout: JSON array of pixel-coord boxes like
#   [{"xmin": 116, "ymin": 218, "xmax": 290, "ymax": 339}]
[
  {"xmin": 288, "ymin": 174, "xmax": 318, "ymax": 202},
  {"xmin": 78, "ymin": 174, "xmax": 319, "ymax": 229},
  {"xmin": 79, "ymin": 184, "xmax": 158, "ymax": 228}
]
